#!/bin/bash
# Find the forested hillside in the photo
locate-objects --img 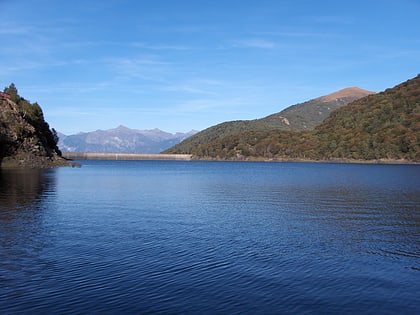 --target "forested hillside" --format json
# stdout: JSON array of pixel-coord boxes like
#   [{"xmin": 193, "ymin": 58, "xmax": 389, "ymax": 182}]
[
  {"xmin": 187, "ymin": 75, "xmax": 420, "ymax": 162},
  {"xmin": 166, "ymin": 87, "xmax": 373, "ymax": 154},
  {"xmin": 0, "ymin": 84, "xmax": 68, "ymax": 167}
]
